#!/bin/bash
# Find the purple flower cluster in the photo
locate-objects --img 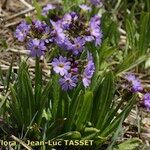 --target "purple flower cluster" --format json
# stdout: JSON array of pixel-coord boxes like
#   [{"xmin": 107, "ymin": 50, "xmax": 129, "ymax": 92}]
[
  {"xmin": 14, "ymin": 21, "xmax": 30, "ymax": 42},
  {"xmin": 49, "ymin": 12, "xmax": 102, "ymax": 55},
  {"xmin": 79, "ymin": 4, "xmax": 91, "ymax": 11},
  {"xmin": 42, "ymin": 4, "xmax": 56, "ymax": 15},
  {"xmin": 86, "ymin": 15, "xmax": 102, "ymax": 46},
  {"xmin": 82, "ymin": 53, "xmax": 95, "ymax": 87},
  {"xmin": 15, "ymin": 4, "xmax": 102, "ymax": 57},
  {"xmin": 50, "ymin": 20, "xmax": 66, "ymax": 44},
  {"xmin": 124, "ymin": 73, "xmax": 150, "ymax": 112},
  {"xmin": 59, "ymin": 73, "xmax": 78, "ymax": 91},
  {"xmin": 143, "ymin": 93, "xmax": 150, "ymax": 111},
  {"xmin": 32, "ymin": 20, "xmax": 49, "ymax": 33},
  {"xmin": 15, "ymin": 20, "xmax": 51, "ymax": 57},
  {"xmin": 50, "ymin": 12, "xmax": 102, "ymax": 55},
  {"xmin": 14, "ymin": 3, "xmax": 99, "ymax": 90},
  {"xmin": 89, "ymin": 0, "xmax": 102, "ymax": 6},
  {"xmin": 124, "ymin": 74, "xmax": 143, "ymax": 92},
  {"xmin": 51, "ymin": 53, "xmax": 95, "ymax": 91},
  {"xmin": 71, "ymin": 37, "xmax": 85, "ymax": 55},
  {"xmin": 27, "ymin": 39, "xmax": 46, "ymax": 57}
]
